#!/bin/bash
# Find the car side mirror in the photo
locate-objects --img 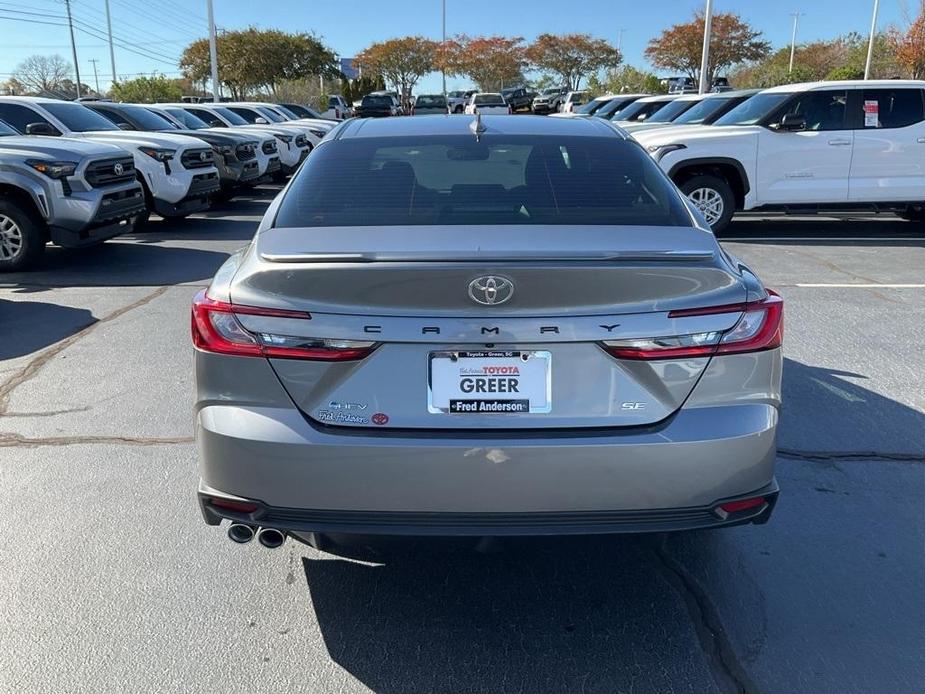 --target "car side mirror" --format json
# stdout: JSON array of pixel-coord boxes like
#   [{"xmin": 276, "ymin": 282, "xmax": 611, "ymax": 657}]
[
  {"xmin": 25, "ymin": 122, "xmax": 59, "ymax": 136},
  {"xmin": 775, "ymin": 114, "xmax": 806, "ymax": 132},
  {"xmin": 255, "ymin": 117, "xmax": 268, "ymax": 124}
]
